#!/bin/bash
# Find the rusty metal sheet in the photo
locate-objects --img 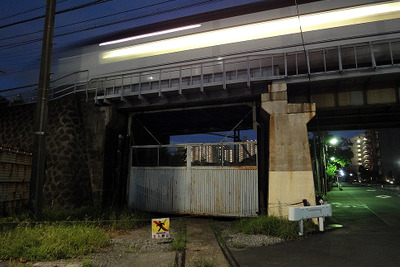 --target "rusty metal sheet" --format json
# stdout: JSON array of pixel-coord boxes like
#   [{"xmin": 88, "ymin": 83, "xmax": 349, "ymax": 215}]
[
  {"xmin": 129, "ymin": 166, "xmax": 258, "ymax": 217},
  {"xmin": 190, "ymin": 167, "xmax": 258, "ymax": 216}
]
